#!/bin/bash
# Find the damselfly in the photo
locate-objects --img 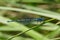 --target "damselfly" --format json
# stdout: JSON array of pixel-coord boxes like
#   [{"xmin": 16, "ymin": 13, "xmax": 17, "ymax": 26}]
[{"xmin": 7, "ymin": 18, "xmax": 45, "ymax": 25}]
